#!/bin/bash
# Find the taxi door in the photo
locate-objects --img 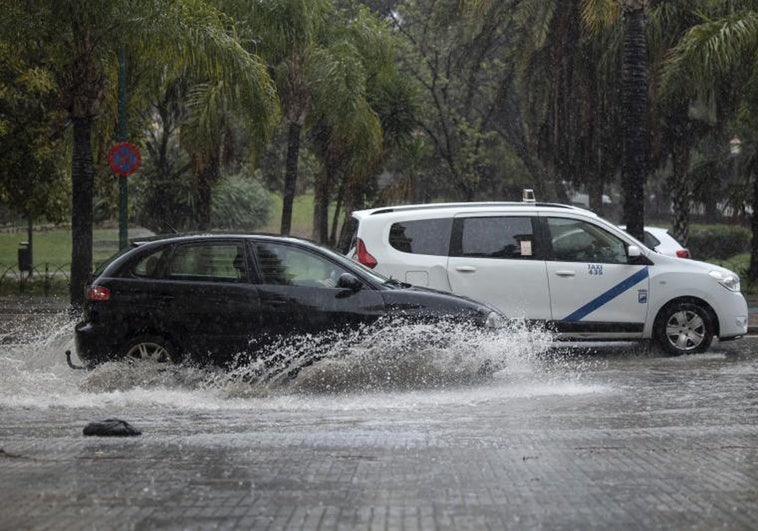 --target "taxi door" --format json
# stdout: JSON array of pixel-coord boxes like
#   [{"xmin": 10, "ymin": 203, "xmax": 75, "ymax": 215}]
[
  {"xmin": 542, "ymin": 216, "xmax": 649, "ymax": 336},
  {"xmin": 446, "ymin": 213, "xmax": 551, "ymax": 320}
]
